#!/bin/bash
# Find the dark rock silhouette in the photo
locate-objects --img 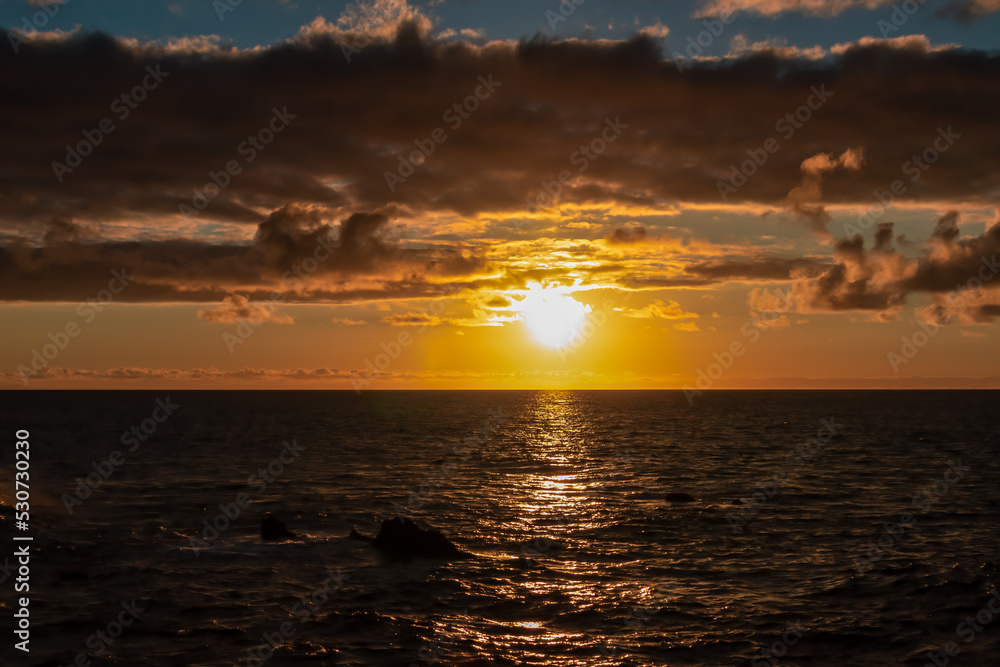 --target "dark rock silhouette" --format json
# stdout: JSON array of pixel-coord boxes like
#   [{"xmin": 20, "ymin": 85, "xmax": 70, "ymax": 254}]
[
  {"xmin": 350, "ymin": 518, "xmax": 466, "ymax": 559},
  {"xmin": 665, "ymin": 492, "xmax": 697, "ymax": 503},
  {"xmin": 261, "ymin": 515, "xmax": 296, "ymax": 541}
]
